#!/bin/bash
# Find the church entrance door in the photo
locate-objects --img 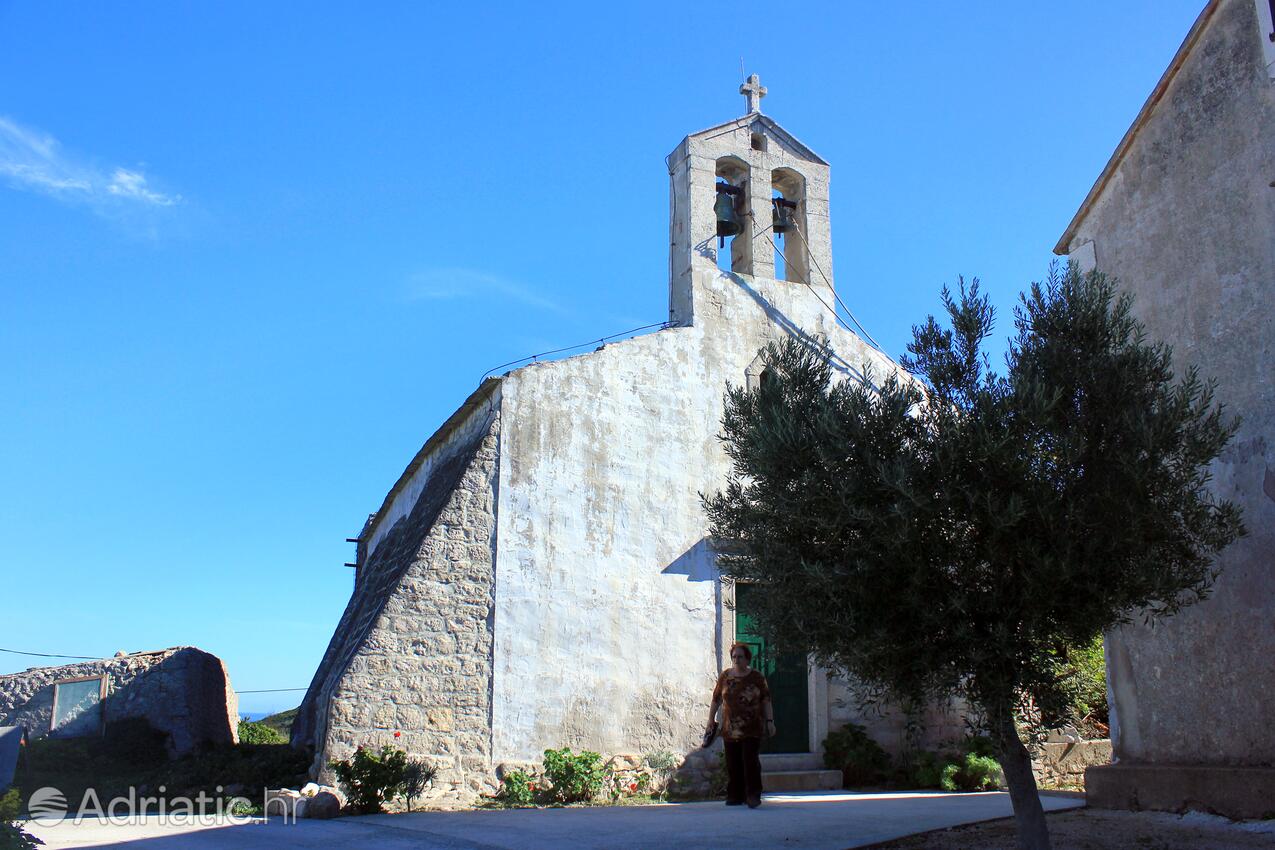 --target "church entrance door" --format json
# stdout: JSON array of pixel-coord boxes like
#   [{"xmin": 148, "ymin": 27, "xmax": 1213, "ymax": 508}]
[{"xmin": 734, "ymin": 583, "xmax": 810, "ymax": 753}]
